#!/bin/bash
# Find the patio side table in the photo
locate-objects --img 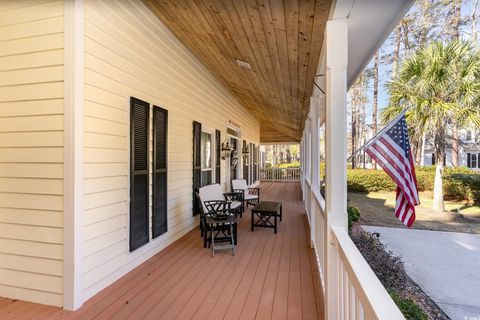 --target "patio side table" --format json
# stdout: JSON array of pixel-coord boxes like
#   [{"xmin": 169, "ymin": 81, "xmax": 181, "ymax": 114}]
[{"xmin": 251, "ymin": 201, "xmax": 282, "ymax": 234}]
